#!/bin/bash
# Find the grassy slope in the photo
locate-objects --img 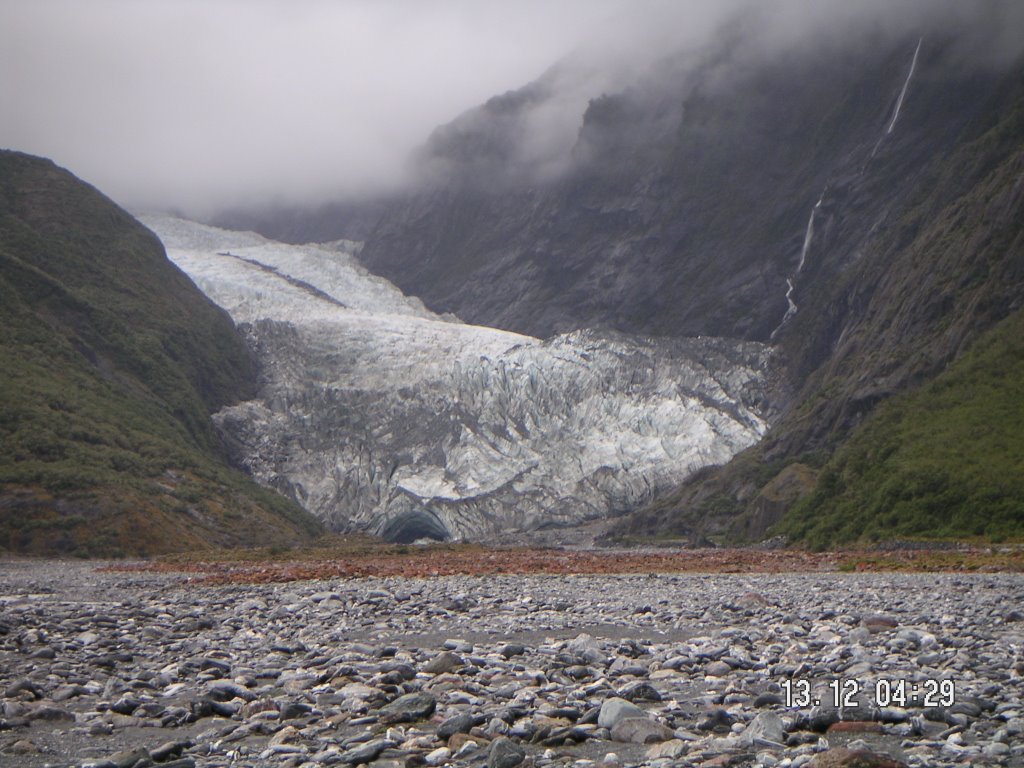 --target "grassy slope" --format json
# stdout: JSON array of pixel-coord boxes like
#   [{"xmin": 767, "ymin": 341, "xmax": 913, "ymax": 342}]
[
  {"xmin": 776, "ymin": 308, "xmax": 1024, "ymax": 548},
  {"xmin": 0, "ymin": 150, "xmax": 321, "ymax": 556}
]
